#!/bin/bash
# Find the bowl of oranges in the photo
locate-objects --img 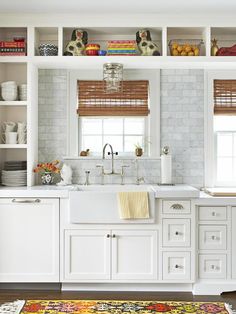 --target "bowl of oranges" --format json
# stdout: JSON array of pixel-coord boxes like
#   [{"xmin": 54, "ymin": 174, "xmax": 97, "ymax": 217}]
[{"xmin": 169, "ymin": 39, "xmax": 203, "ymax": 56}]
